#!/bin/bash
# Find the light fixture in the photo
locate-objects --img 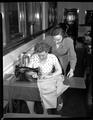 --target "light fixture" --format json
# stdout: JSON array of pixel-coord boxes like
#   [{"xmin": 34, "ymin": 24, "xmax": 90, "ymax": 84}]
[
  {"xmin": 67, "ymin": 14, "xmax": 75, "ymax": 22},
  {"xmin": 85, "ymin": 10, "xmax": 87, "ymax": 14},
  {"xmin": 35, "ymin": 12, "xmax": 40, "ymax": 20},
  {"xmin": 77, "ymin": 9, "xmax": 79, "ymax": 13}
]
